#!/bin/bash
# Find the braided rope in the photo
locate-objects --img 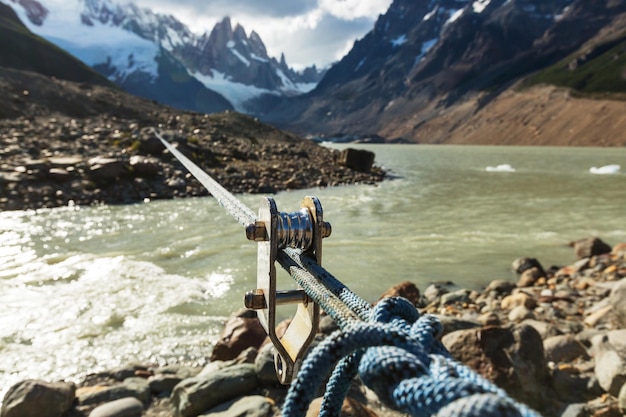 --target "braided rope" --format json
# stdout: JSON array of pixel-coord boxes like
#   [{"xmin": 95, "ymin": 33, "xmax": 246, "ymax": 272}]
[{"xmin": 282, "ymin": 297, "xmax": 543, "ymax": 417}]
